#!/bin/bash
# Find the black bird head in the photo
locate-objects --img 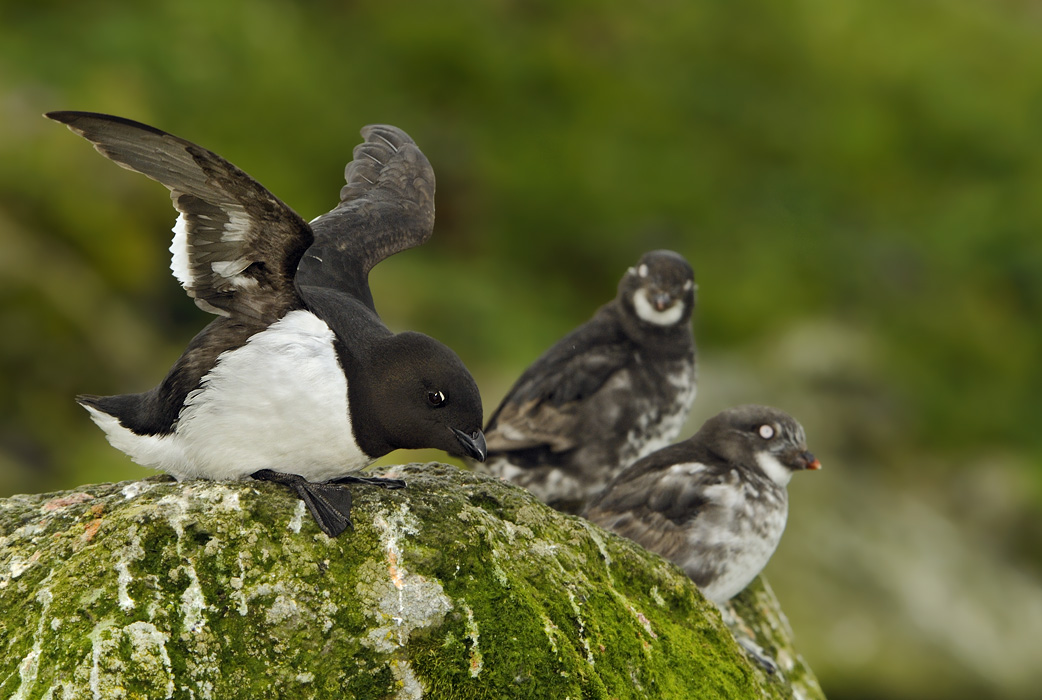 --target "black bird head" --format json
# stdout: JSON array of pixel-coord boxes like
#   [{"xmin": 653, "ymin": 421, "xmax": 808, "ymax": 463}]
[
  {"xmin": 700, "ymin": 404, "xmax": 820, "ymax": 485},
  {"xmin": 619, "ymin": 249, "xmax": 696, "ymax": 328},
  {"xmin": 362, "ymin": 331, "xmax": 486, "ymax": 462}
]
